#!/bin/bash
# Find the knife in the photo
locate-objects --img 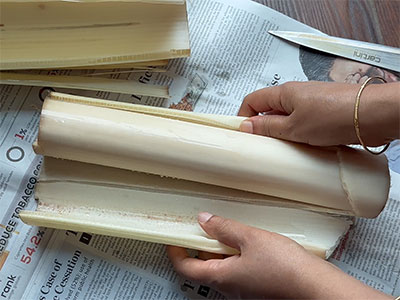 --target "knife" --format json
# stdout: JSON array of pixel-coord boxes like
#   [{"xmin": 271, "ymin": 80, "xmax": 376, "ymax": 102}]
[{"xmin": 268, "ymin": 30, "xmax": 400, "ymax": 72}]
